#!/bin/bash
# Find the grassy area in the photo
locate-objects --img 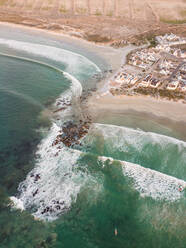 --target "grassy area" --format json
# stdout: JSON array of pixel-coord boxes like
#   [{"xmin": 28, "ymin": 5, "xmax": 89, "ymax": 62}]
[
  {"xmin": 0, "ymin": 0, "xmax": 7, "ymax": 6},
  {"xmin": 95, "ymin": 9, "xmax": 102, "ymax": 16},
  {"xmin": 146, "ymin": 34, "xmax": 157, "ymax": 47},
  {"xmin": 180, "ymin": 9, "xmax": 186, "ymax": 17},
  {"xmin": 107, "ymin": 11, "xmax": 113, "ymax": 17},
  {"xmin": 42, "ymin": 6, "xmax": 52, "ymax": 11},
  {"xmin": 134, "ymin": 87, "xmax": 185, "ymax": 101},
  {"xmin": 85, "ymin": 33, "xmax": 111, "ymax": 43},
  {"xmin": 160, "ymin": 17, "xmax": 186, "ymax": 24},
  {"xmin": 59, "ymin": 5, "xmax": 67, "ymax": 13},
  {"xmin": 76, "ymin": 7, "xmax": 87, "ymax": 14}
]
